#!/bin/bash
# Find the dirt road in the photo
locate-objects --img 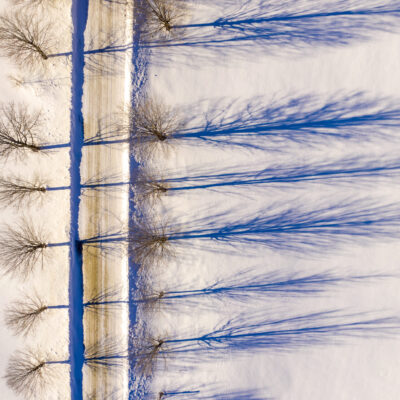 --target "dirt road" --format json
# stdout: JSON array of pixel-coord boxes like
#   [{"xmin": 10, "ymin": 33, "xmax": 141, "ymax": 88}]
[{"xmin": 81, "ymin": 1, "xmax": 133, "ymax": 398}]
